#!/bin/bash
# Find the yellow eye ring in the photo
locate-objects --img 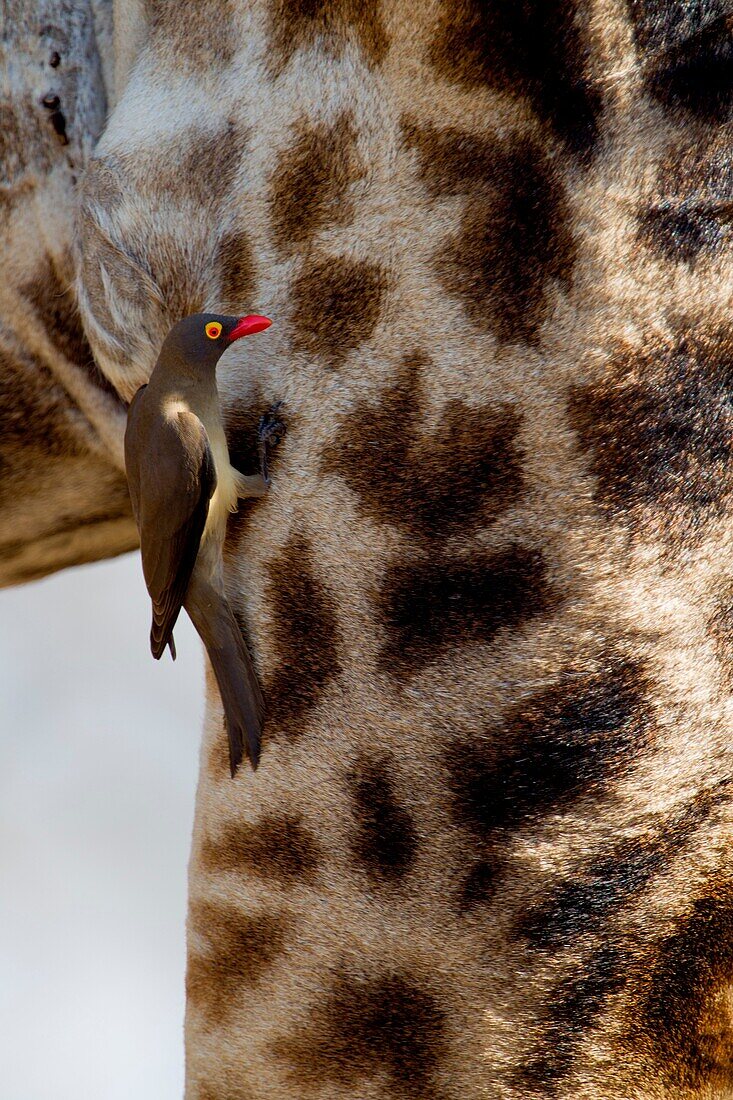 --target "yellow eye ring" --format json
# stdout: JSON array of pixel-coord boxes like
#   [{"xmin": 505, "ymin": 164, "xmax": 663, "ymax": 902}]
[{"xmin": 205, "ymin": 321, "xmax": 223, "ymax": 340}]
